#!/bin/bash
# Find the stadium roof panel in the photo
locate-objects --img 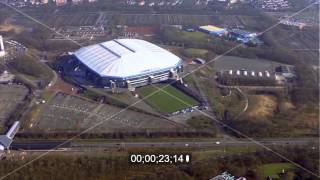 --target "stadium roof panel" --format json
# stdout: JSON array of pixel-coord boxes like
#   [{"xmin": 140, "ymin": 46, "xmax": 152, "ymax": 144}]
[{"xmin": 74, "ymin": 39, "xmax": 182, "ymax": 78}]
